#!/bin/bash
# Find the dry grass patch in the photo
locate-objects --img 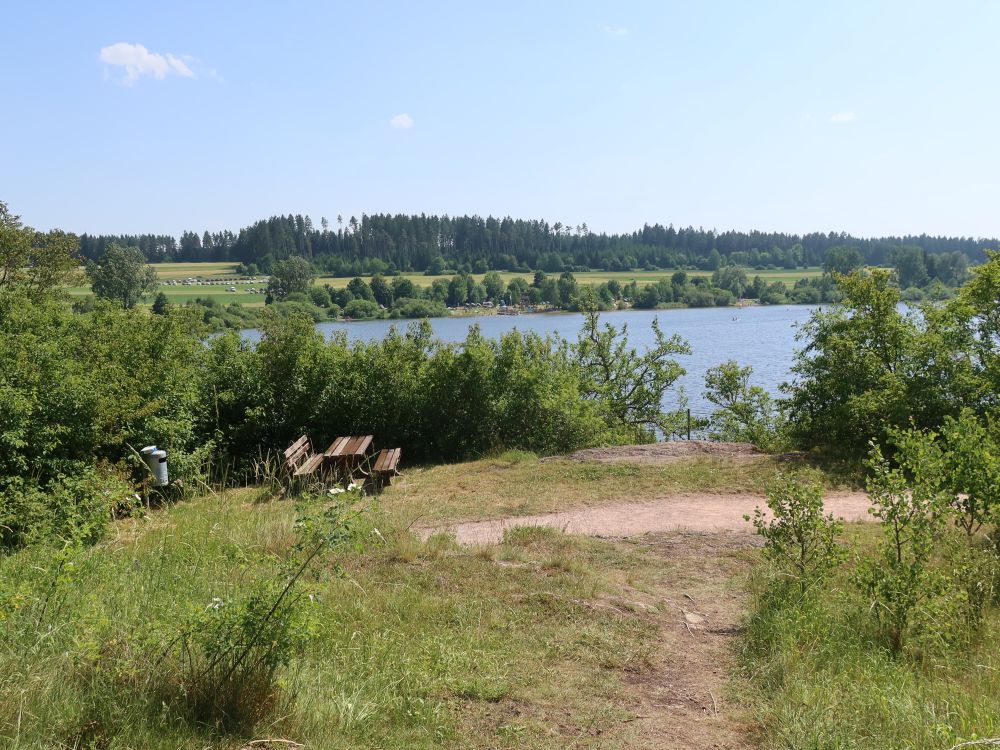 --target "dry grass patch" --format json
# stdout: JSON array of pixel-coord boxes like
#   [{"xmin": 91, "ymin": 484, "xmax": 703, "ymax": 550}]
[{"xmin": 380, "ymin": 451, "xmax": 847, "ymax": 524}]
